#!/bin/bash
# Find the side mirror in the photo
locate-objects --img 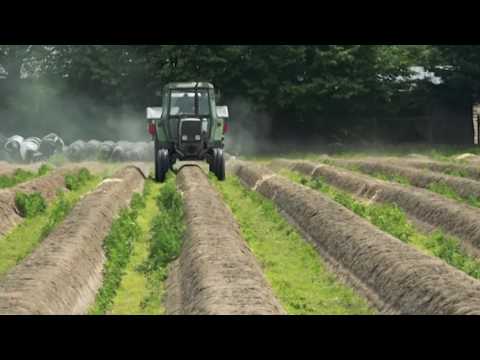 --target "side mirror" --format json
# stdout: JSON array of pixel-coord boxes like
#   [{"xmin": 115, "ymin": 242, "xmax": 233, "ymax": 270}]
[
  {"xmin": 216, "ymin": 106, "xmax": 229, "ymax": 119},
  {"xmin": 146, "ymin": 107, "xmax": 163, "ymax": 120}
]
